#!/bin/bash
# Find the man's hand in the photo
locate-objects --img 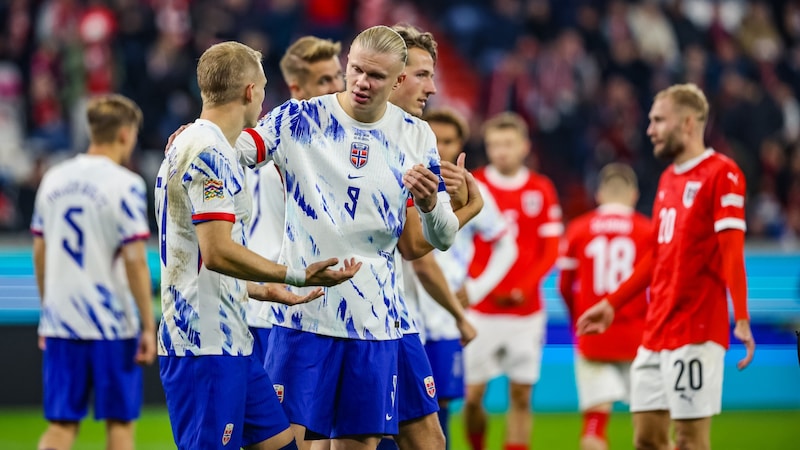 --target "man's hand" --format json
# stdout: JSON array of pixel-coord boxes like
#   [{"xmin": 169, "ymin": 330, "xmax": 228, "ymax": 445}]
[
  {"xmin": 38, "ymin": 336, "xmax": 46, "ymax": 351},
  {"xmin": 135, "ymin": 331, "xmax": 157, "ymax": 365},
  {"xmin": 463, "ymin": 170, "xmax": 484, "ymax": 213},
  {"xmin": 456, "ymin": 316, "xmax": 477, "ymax": 347},
  {"xmin": 403, "ymin": 164, "xmax": 440, "ymax": 213},
  {"xmin": 165, "ymin": 123, "xmax": 190, "ymax": 153},
  {"xmin": 305, "ymin": 257, "xmax": 362, "ymax": 287},
  {"xmin": 441, "ymin": 153, "xmax": 468, "ymax": 209},
  {"xmin": 249, "ymin": 282, "xmax": 324, "ymax": 305},
  {"xmin": 734, "ymin": 319, "xmax": 755, "ymax": 370},
  {"xmin": 576, "ymin": 299, "xmax": 615, "ymax": 335}
]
